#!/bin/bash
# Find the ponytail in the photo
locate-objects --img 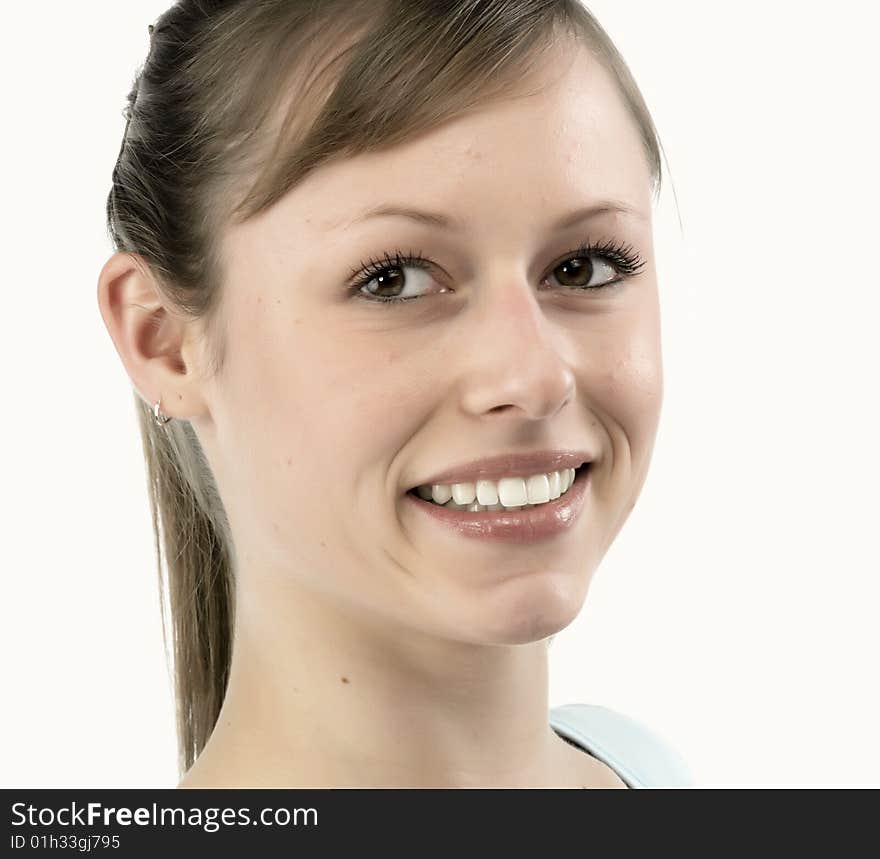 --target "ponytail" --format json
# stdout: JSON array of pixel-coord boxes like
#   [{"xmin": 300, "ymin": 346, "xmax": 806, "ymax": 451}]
[{"xmin": 135, "ymin": 393, "xmax": 235, "ymax": 775}]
